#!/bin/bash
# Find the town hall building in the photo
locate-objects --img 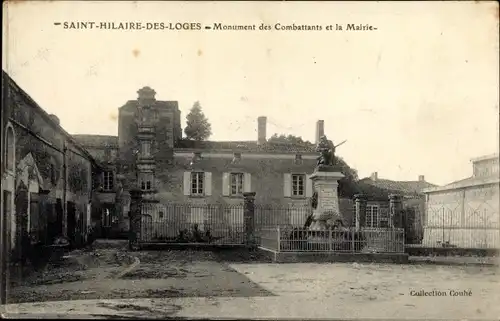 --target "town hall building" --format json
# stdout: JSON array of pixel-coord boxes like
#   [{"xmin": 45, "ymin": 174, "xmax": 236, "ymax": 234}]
[{"xmin": 74, "ymin": 87, "xmax": 329, "ymax": 236}]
